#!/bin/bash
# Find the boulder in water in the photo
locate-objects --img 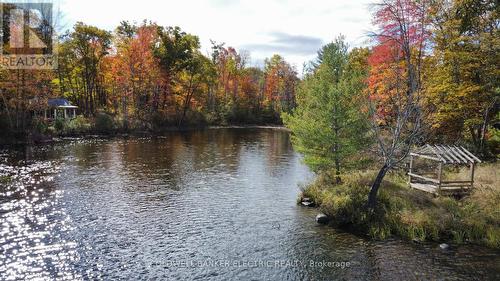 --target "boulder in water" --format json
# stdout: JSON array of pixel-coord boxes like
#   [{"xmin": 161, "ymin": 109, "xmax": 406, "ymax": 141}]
[
  {"xmin": 316, "ymin": 213, "xmax": 330, "ymax": 224},
  {"xmin": 301, "ymin": 201, "xmax": 315, "ymax": 207},
  {"xmin": 300, "ymin": 197, "xmax": 315, "ymax": 207},
  {"xmin": 439, "ymin": 243, "xmax": 449, "ymax": 250}
]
